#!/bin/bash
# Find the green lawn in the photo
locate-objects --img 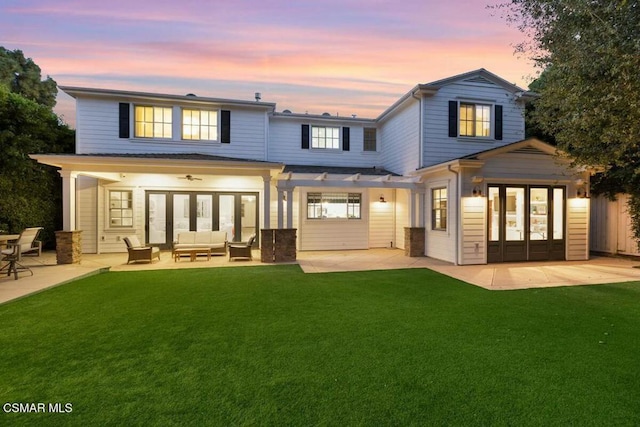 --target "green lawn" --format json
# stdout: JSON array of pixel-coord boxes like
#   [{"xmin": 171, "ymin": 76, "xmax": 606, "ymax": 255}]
[{"xmin": 1, "ymin": 265, "xmax": 639, "ymax": 426}]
